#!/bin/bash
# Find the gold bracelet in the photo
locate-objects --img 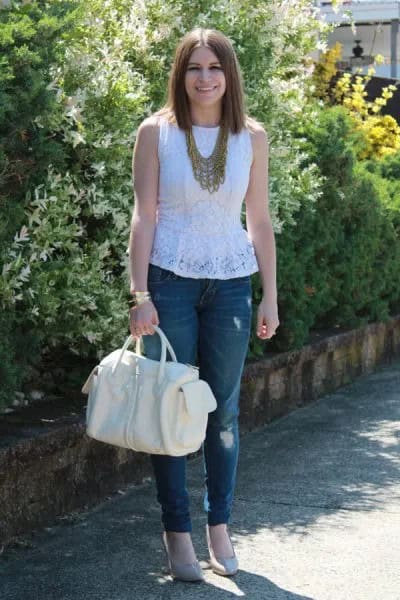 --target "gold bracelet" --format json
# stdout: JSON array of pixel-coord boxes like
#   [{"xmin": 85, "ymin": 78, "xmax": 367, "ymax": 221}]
[{"xmin": 128, "ymin": 291, "xmax": 152, "ymax": 307}]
